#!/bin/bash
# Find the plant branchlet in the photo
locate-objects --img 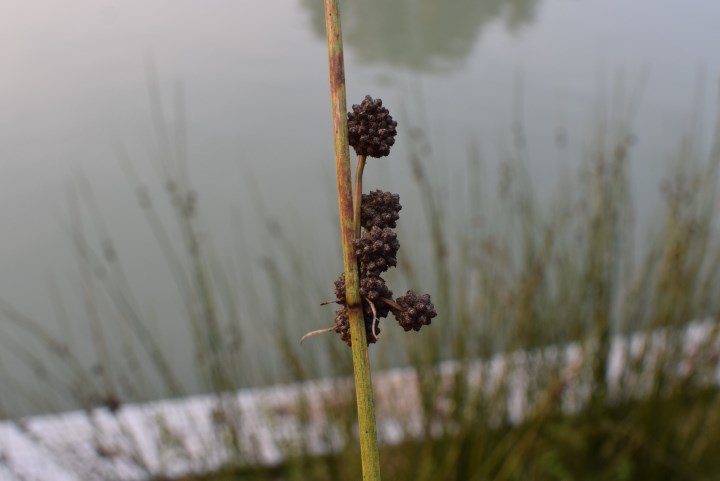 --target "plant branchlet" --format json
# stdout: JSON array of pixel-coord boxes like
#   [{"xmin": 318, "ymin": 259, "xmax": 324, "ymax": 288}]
[{"xmin": 303, "ymin": 95, "xmax": 438, "ymax": 346}]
